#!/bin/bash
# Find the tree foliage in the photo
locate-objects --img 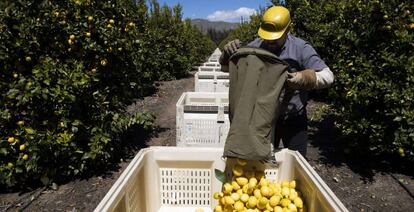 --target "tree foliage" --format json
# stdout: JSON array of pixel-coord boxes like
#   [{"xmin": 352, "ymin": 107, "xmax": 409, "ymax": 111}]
[{"xmin": 0, "ymin": 0, "xmax": 215, "ymax": 188}]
